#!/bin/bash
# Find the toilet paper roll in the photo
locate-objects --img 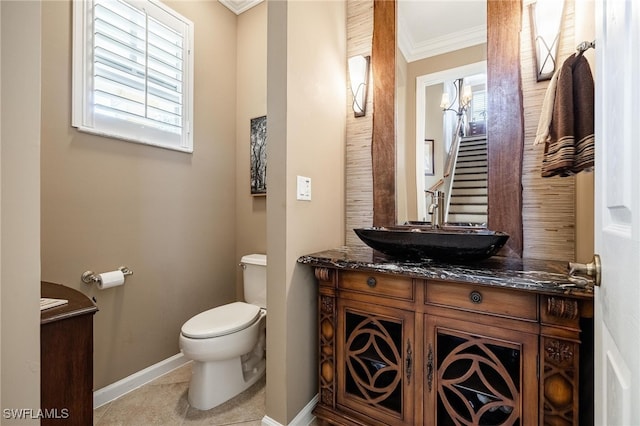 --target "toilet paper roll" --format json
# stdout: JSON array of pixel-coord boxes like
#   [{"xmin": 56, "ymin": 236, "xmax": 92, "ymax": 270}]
[{"xmin": 97, "ymin": 270, "xmax": 125, "ymax": 290}]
